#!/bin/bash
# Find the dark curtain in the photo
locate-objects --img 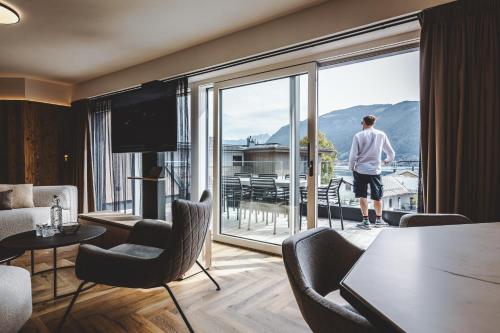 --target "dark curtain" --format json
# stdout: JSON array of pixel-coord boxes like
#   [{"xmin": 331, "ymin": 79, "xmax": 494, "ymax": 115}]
[
  {"xmin": 159, "ymin": 77, "xmax": 191, "ymax": 220},
  {"xmin": 90, "ymin": 99, "xmax": 142, "ymax": 213},
  {"xmin": 419, "ymin": 0, "xmax": 500, "ymax": 222},
  {"xmin": 70, "ymin": 99, "xmax": 95, "ymax": 213}
]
